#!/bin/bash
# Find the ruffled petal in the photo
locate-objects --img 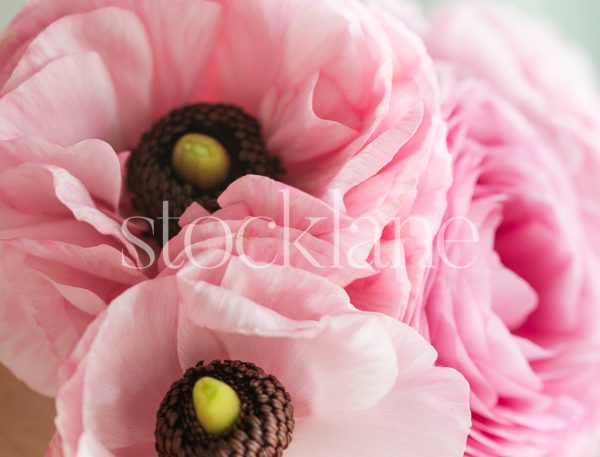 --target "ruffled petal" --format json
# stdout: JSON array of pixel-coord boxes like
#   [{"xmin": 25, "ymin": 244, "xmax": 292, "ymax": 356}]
[{"xmin": 1, "ymin": 8, "xmax": 153, "ymax": 147}]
